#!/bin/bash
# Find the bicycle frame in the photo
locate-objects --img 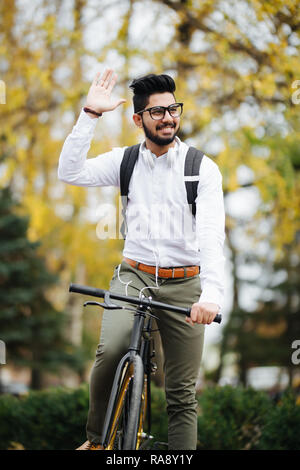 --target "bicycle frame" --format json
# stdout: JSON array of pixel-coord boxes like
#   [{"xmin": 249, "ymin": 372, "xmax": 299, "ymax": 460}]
[{"xmin": 100, "ymin": 304, "xmax": 154, "ymax": 449}]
